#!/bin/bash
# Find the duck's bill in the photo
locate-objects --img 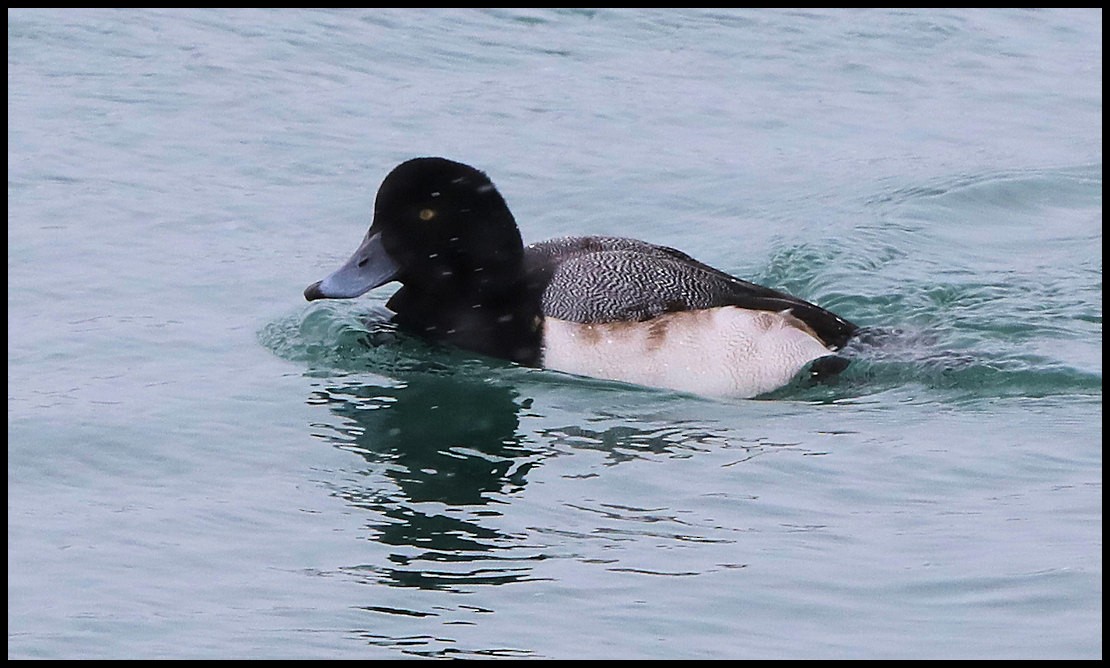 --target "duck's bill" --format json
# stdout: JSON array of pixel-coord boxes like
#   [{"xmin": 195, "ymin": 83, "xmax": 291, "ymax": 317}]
[{"xmin": 304, "ymin": 230, "xmax": 400, "ymax": 301}]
